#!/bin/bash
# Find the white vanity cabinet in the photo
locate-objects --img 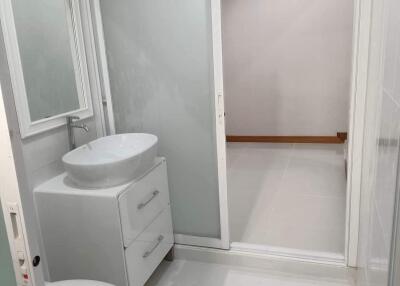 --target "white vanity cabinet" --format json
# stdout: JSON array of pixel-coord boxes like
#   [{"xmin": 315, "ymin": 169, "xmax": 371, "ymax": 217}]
[{"xmin": 35, "ymin": 158, "xmax": 173, "ymax": 286}]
